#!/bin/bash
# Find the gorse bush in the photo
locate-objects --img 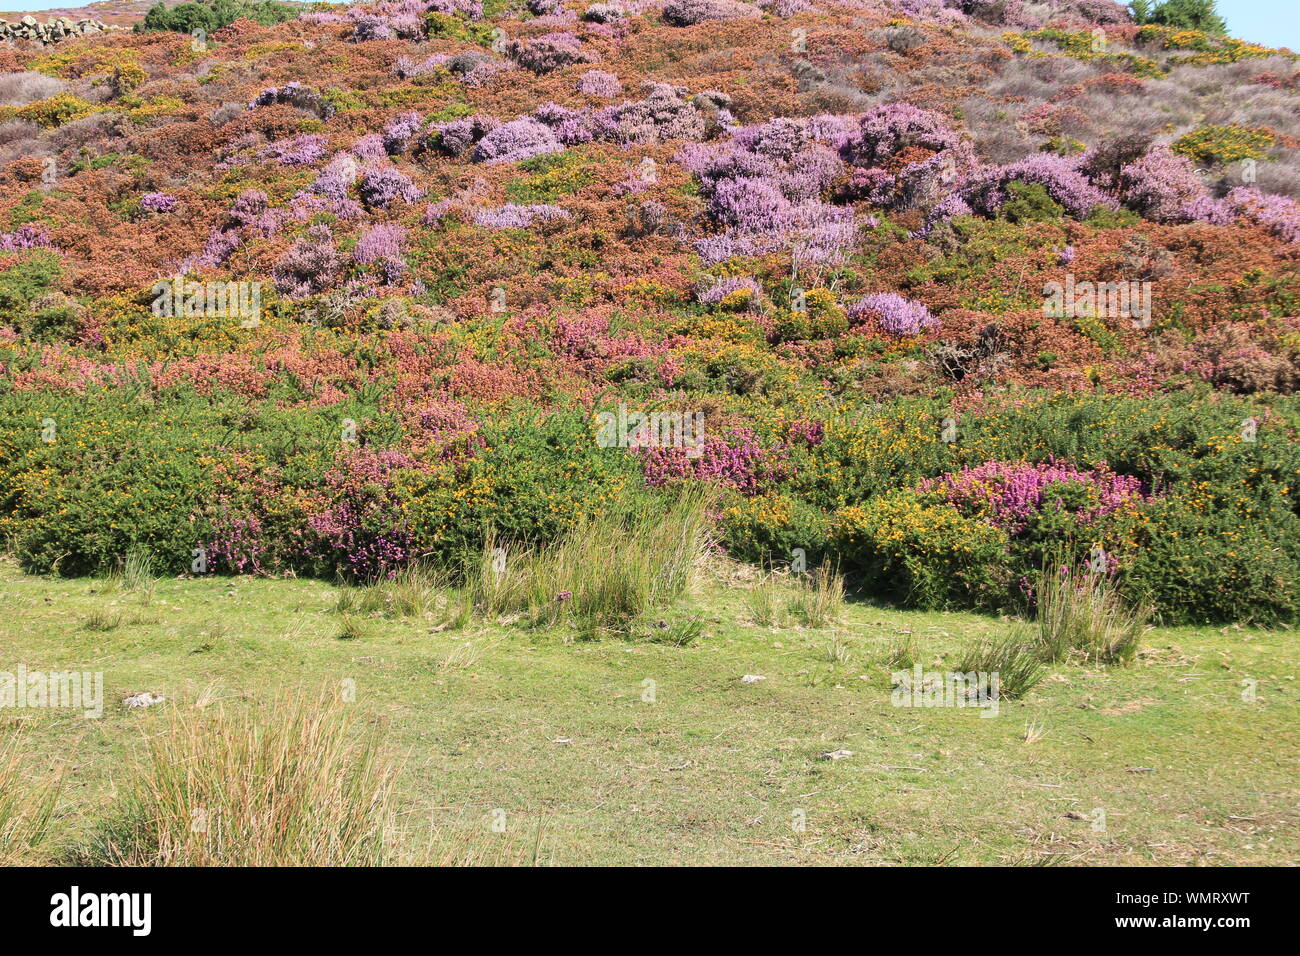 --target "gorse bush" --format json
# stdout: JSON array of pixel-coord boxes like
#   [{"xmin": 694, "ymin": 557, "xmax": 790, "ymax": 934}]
[{"xmin": 139, "ymin": 0, "xmax": 301, "ymax": 35}]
